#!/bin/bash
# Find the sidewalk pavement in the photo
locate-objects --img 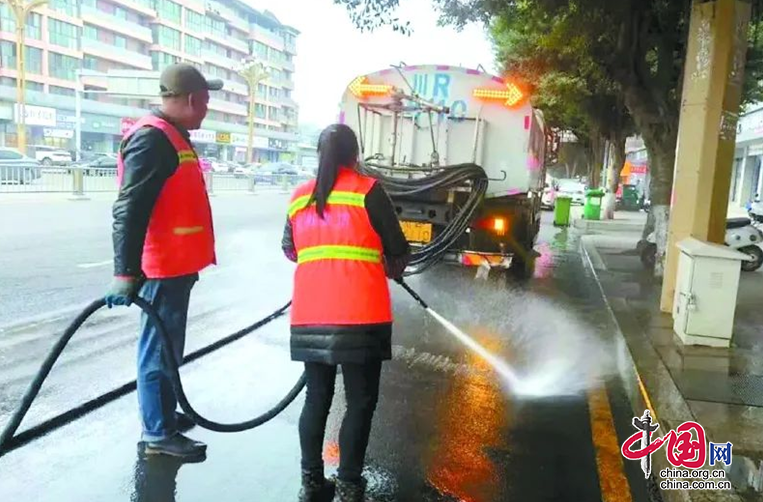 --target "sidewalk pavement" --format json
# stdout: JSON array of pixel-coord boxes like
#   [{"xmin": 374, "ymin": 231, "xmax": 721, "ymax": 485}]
[{"xmin": 577, "ymin": 210, "xmax": 763, "ymax": 502}]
